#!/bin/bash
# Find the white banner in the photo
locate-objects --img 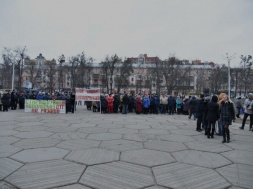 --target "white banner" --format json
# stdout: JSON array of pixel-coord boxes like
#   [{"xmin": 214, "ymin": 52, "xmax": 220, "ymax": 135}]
[
  {"xmin": 76, "ymin": 88, "xmax": 100, "ymax": 106},
  {"xmin": 25, "ymin": 100, "xmax": 66, "ymax": 113}
]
